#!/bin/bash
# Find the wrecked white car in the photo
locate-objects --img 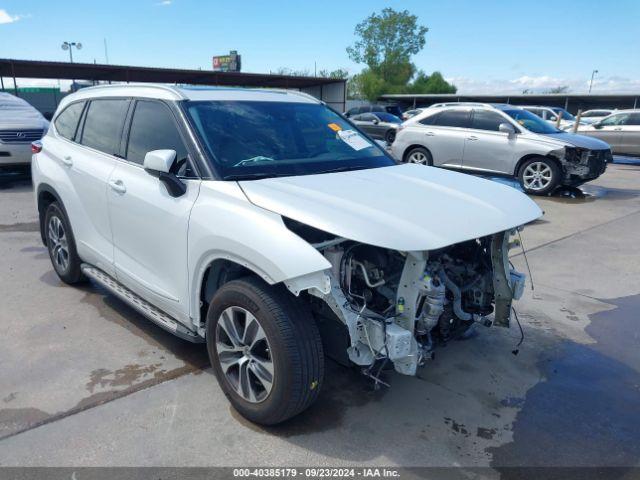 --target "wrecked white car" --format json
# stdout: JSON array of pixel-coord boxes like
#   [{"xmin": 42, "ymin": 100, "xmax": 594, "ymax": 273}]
[{"xmin": 33, "ymin": 85, "xmax": 542, "ymax": 425}]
